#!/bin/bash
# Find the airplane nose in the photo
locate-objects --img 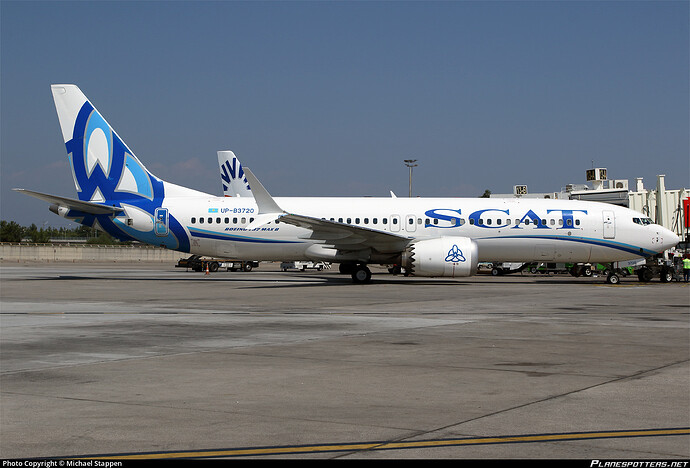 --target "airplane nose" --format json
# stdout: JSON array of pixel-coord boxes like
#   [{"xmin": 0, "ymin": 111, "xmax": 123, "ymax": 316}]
[{"xmin": 663, "ymin": 229, "xmax": 680, "ymax": 250}]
